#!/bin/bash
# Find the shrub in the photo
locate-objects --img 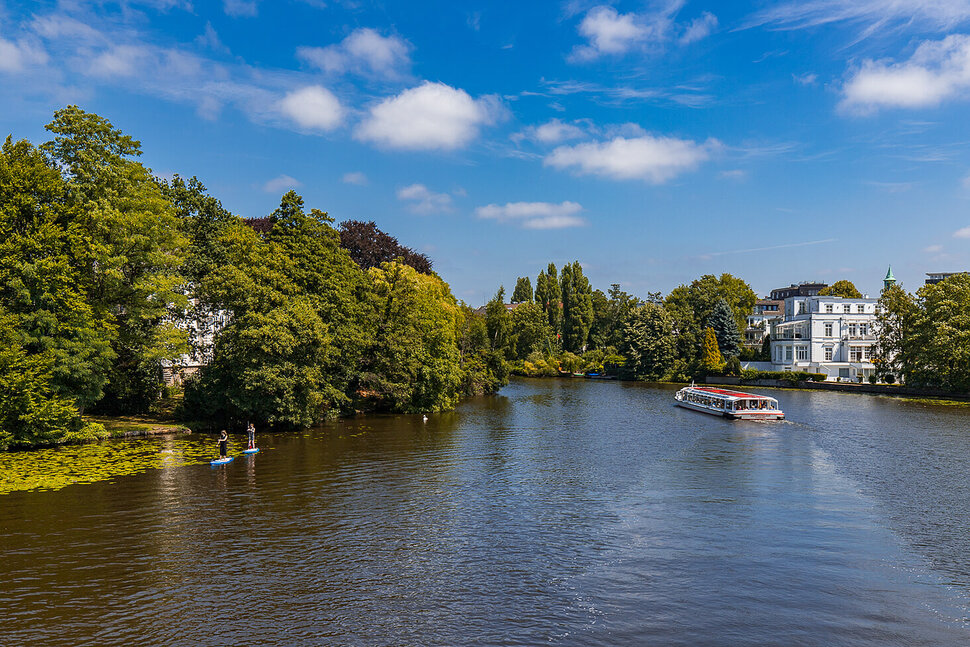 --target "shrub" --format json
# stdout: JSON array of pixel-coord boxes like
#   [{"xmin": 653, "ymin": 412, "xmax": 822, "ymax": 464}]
[
  {"xmin": 885, "ymin": 374, "xmax": 896, "ymax": 384},
  {"xmin": 868, "ymin": 374, "xmax": 878, "ymax": 384}
]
